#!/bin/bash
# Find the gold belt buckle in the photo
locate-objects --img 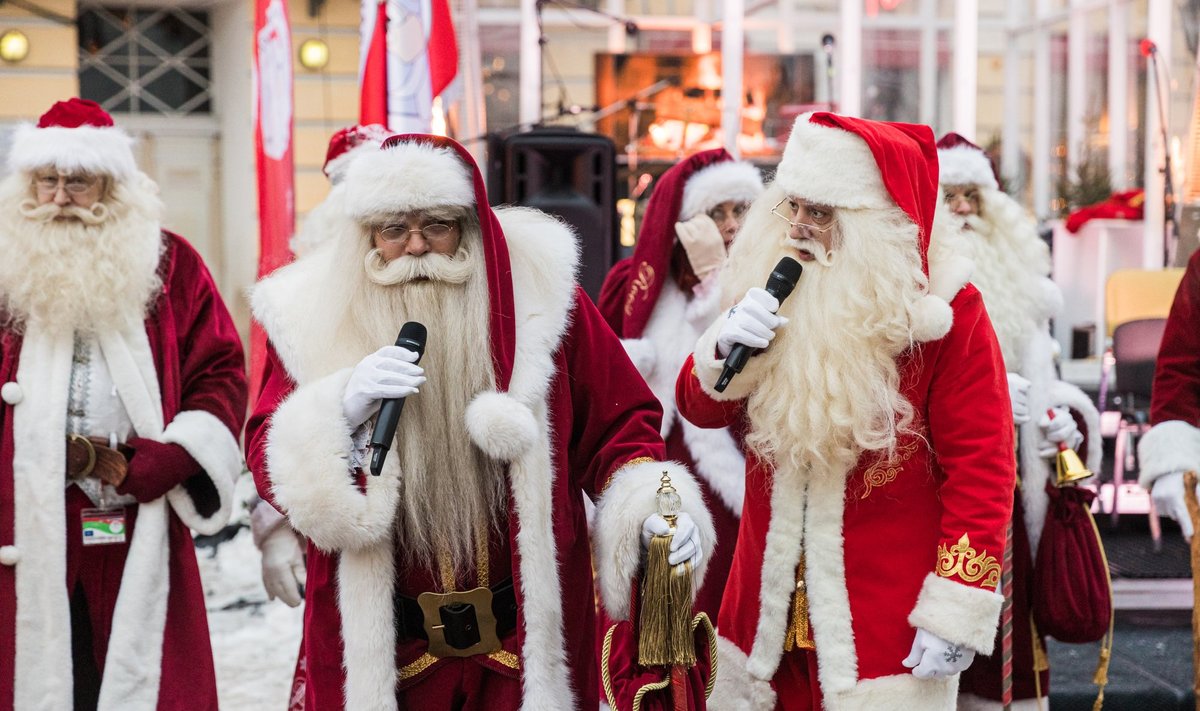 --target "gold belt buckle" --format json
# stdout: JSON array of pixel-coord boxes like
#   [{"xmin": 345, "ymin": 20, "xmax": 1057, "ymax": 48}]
[
  {"xmin": 417, "ymin": 586, "xmax": 501, "ymax": 658},
  {"xmin": 68, "ymin": 434, "xmax": 97, "ymax": 480}
]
